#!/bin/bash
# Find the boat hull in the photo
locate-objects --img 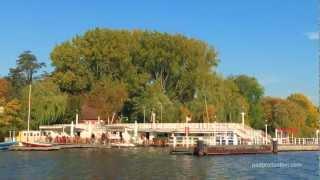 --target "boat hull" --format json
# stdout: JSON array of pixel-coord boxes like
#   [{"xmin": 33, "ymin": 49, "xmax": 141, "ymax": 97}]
[
  {"xmin": 110, "ymin": 143, "xmax": 135, "ymax": 148},
  {"xmin": 0, "ymin": 141, "xmax": 16, "ymax": 150},
  {"xmin": 22, "ymin": 142, "xmax": 53, "ymax": 147}
]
